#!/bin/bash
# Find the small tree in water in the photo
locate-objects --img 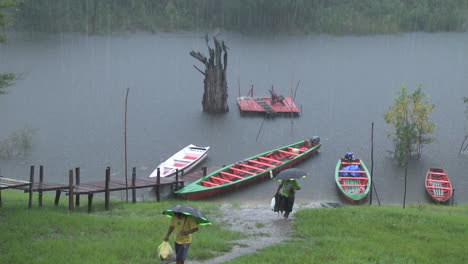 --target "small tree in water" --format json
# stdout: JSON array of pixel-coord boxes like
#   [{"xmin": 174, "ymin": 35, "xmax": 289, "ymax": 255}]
[
  {"xmin": 384, "ymin": 84, "xmax": 435, "ymax": 166},
  {"xmin": 0, "ymin": 0, "xmax": 17, "ymax": 92}
]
